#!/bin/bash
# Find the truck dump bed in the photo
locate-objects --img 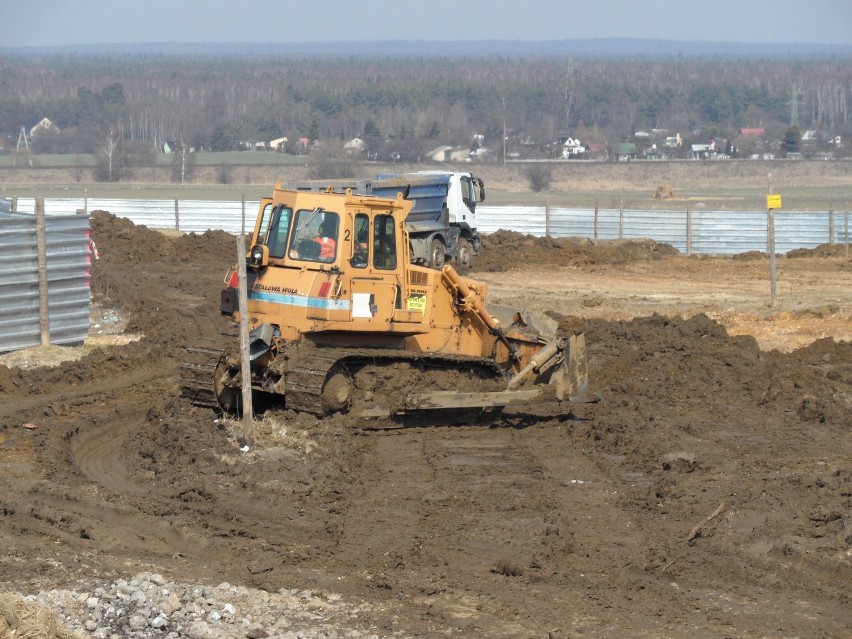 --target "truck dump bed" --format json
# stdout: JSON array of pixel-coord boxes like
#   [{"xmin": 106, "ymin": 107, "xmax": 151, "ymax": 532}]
[
  {"xmin": 289, "ymin": 174, "xmax": 452, "ymax": 233},
  {"xmin": 369, "ymin": 174, "xmax": 452, "ymax": 233}
]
